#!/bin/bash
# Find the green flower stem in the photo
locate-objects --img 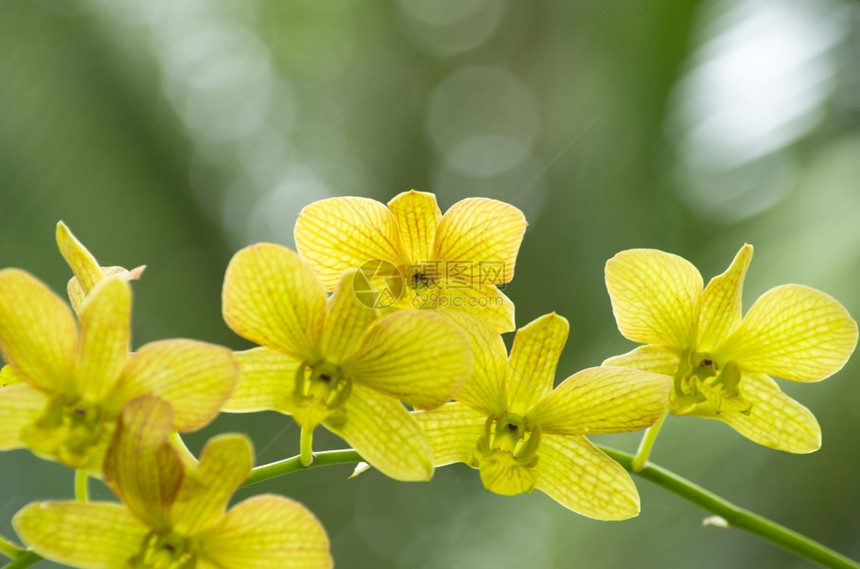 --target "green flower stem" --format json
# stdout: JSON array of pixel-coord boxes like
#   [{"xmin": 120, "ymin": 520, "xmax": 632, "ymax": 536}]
[
  {"xmin": 74, "ymin": 470, "xmax": 88, "ymax": 503},
  {"xmin": 599, "ymin": 446, "xmax": 860, "ymax": 569},
  {"xmin": 245, "ymin": 446, "xmax": 859, "ymax": 568},
  {"xmin": 0, "ymin": 535, "xmax": 24, "ymax": 560},
  {"xmin": 631, "ymin": 412, "xmax": 667, "ymax": 472},
  {"xmin": 242, "ymin": 449, "xmax": 363, "ymax": 487},
  {"xmin": 1, "ymin": 551, "xmax": 42, "ymax": 569},
  {"xmin": 299, "ymin": 427, "xmax": 315, "ymax": 467}
]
